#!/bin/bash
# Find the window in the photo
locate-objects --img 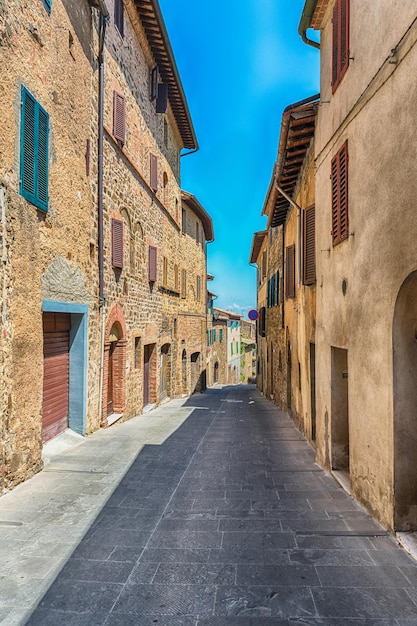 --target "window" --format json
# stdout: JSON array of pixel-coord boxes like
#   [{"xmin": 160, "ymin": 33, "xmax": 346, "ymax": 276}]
[
  {"xmin": 164, "ymin": 119, "xmax": 168, "ymax": 148},
  {"xmin": 182, "ymin": 208, "xmax": 187, "ymax": 235},
  {"xmin": 196, "ymin": 222, "xmax": 200, "ymax": 244},
  {"xmin": 261, "ymin": 250, "xmax": 267, "ymax": 279},
  {"xmin": 331, "ymin": 141, "xmax": 349, "ymax": 246},
  {"xmin": 112, "ymin": 218, "xmax": 124, "ymax": 269},
  {"xmin": 150, "ymin": 66, "xmax": 158, "ymax": 101},
  {"xmin": 41, "ymin": 0, "xmax": 52, "ymax": 12},
  {"xmin": 162, "ymin": 256, "xmax": 168, "ymax": 287},
  {"xmin": 163, "ymin": 172, "xmax": 168, "ymax": 208},
  {"xmin": 196, "ymin": 275, "xmax": 201, "ymax": 301},
  {"xmin": 148, "ymin": 245, "xmax": 157, "ymax": 282},
  {"xmin": 134, "ymin": 336, "xmax": 141, "ymax": 369},
  {"xmin": 20, "ymin": 86, "xmax": 49, "ymax": 212},
  {"xmin": 267, "ymin": 271, "xmax": 280, "ymax": 307},
  {"xmin": 259, "ymin": 306, "xmax": 266, "ymax": 338},
  {"xmin": 114, "ymin": 0, "xmax": 124, "ymax": 37},
  {"xmin": 150, "ymin": 153, "xmax": 158, "ymax": 192},
  {"xmin": 181, "ymin": 269, "xmax": 187, "ymax": 298},
  {"xmin": 332, "ymin": 0, "xmax": 349, "ymax": 92},
  {"xmin": 219, "ymin": 329, "xmax": 223, "ymax": 342},
  {"xmin": 174, "ymin": 264, "xmax": 179, "ymax": 291},
  {"xmin": 156, "ymin": 83, "xmax": 168, "ymax": 114},
  {"xmin": 285, "ymin": 245, "xmax": 296, "ymax": 299},
  {"xmin": 303, "ymin": 205, "xmax": 316, "ymax": 285},
  {"xmin": 113, "ymin": 91, "xmax": 126, "ymax": 144}
]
